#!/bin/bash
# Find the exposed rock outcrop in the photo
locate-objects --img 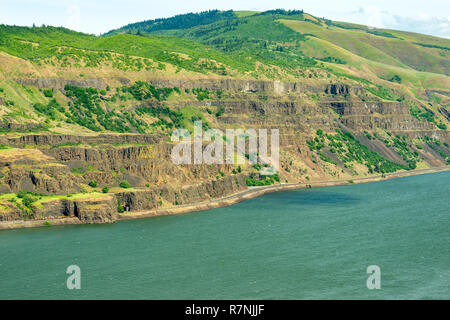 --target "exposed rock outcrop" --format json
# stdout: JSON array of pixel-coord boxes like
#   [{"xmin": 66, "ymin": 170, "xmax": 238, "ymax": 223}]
[
  {"xmin": 116, "ymin": 174, "xmax": 247, "ymax": 212},
  {"xmin": 26, "ymin": 194, "xmax": 117, "ymax": 223},
  {"xmin": 15, "ymin": 78, "xmax": 108, "ymax": 90},
  {"xmin": 1, "ymin": 75, "xmax": 448, "ymax": 227},
  {"xmin": 7, "ymin": 133, "xmax": 163, "ymax": 147}
]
